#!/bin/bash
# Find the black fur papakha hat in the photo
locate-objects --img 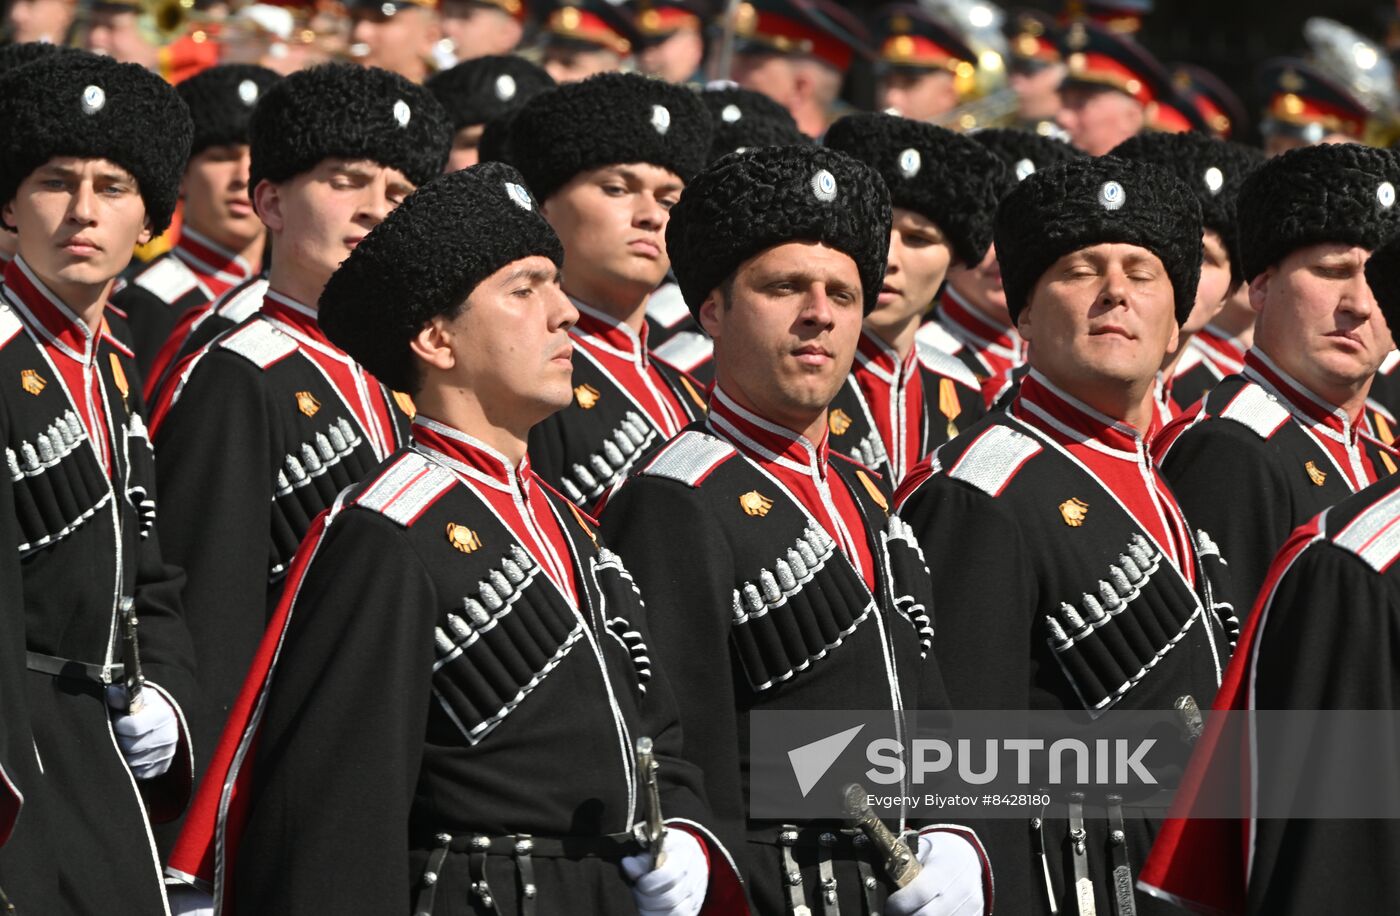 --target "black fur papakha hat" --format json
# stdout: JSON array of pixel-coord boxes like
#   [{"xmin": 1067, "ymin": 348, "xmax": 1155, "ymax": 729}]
[
  {"xmin": 699, "ymin": 85, "xmax": 808, "ymax": 163},
  {"xmin": 320, "ymin": 161, "xmax": 563, "ymax": 394},
  {"xmin": 995, "ymin": 155, "xmax": 1202, "ymax": 325},
  {"xmin": 666, "ymin": 146, "xmax": 891, "ymax": 318},
  {"xmin": 1237, "ymin": 143, "xmax": 1400, "ymax": 282},
  {"xmin": 0, "ymin": 40, "xmax": 78, "ymax": 74},
  {"xmin": 248, "ymin": 63, "xmax": 450, "ymax": 195},
  {"xmin": 0, "ymin": 52, "xmax": 192, "ymax": 235},
  {"xmin": 1111, "ymin": 131, "xmax": 1263, "ymax": 288},
  {"xmin": 825, "ymin": 112, "xmax": 1010, "ymax": 268},
  {"xmin": 970, "ymin": 127, "xmax": 1084, "ymax": 184},
  {"xmin": 426, "ymin": 55, "xmax": 555, "ymax": 131},
  {"xmin": 508, "ymin": 72, "xmax": 711, "ymax": 201},
  {"xmin": 177, "ymin": 64, "xmax": 281, "ymax": 159},
  {"xmin": 1363, "ymin": 231, "xmax": 1400, "ymax": 330}
]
